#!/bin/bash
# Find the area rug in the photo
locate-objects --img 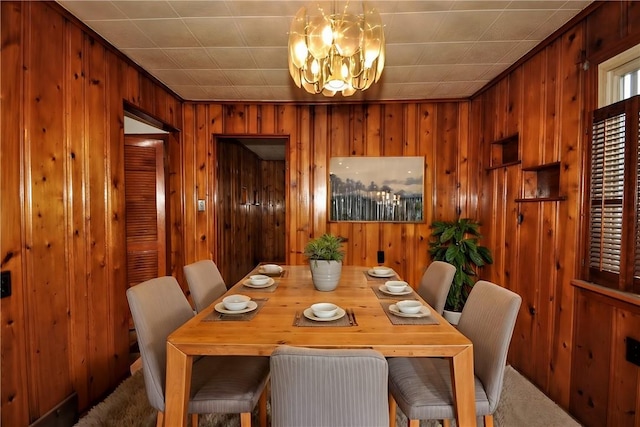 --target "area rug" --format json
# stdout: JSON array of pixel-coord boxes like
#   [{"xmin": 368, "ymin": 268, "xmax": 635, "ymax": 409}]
[{"xmin": 75, "ymin": 366, "xmax": 581, "ymax": 427}]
